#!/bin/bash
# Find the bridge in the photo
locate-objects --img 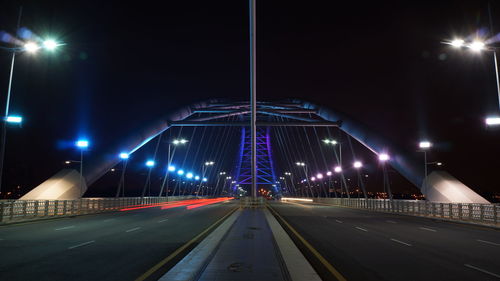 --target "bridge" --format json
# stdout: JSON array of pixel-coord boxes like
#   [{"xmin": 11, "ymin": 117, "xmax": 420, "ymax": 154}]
[
  {"xmin": 0, "ymin": 98, "xmax": 498, "ymax": 281},
  {"xmin": 1, "ymin": 1, "xmax": 499, "ymax": 281}
]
